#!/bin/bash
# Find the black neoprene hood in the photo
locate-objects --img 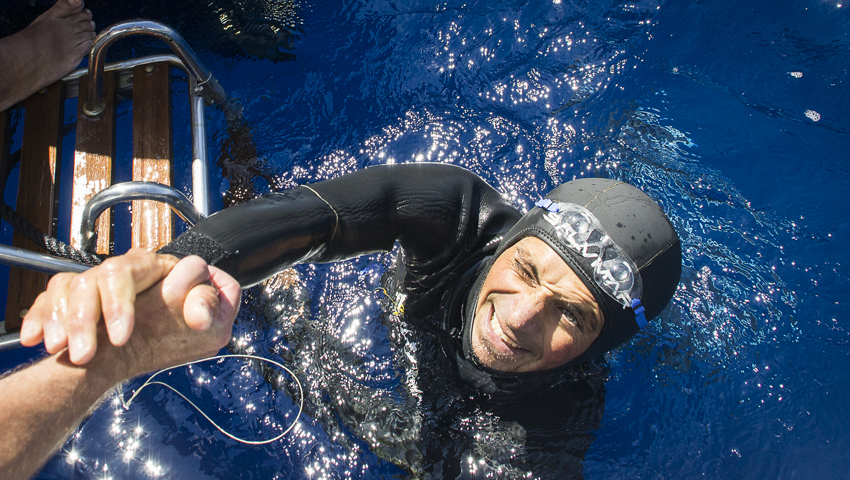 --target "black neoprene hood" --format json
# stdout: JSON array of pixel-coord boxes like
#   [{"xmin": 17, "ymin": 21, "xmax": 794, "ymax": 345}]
[{"xmin": 493, "ymin": 178, "xmax": 682, "ymax": 364}]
